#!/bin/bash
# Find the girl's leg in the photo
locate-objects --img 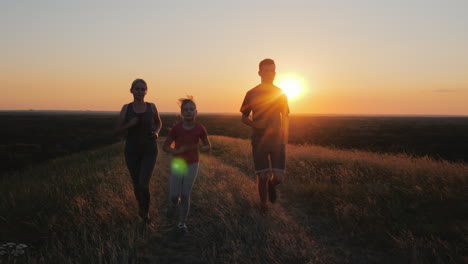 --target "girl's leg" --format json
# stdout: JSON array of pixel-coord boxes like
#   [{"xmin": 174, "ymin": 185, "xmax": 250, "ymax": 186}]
[
  {"xmin": 179, "ymin": 162, "xmax": 199, "ymax": 224},
  {"xmin": 169, "ymin": 167, "xmax": 184, "ymax": 205},
  {"xmin": 167, "ymin": 161, "xmax": 184, "ymax": 218}
]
